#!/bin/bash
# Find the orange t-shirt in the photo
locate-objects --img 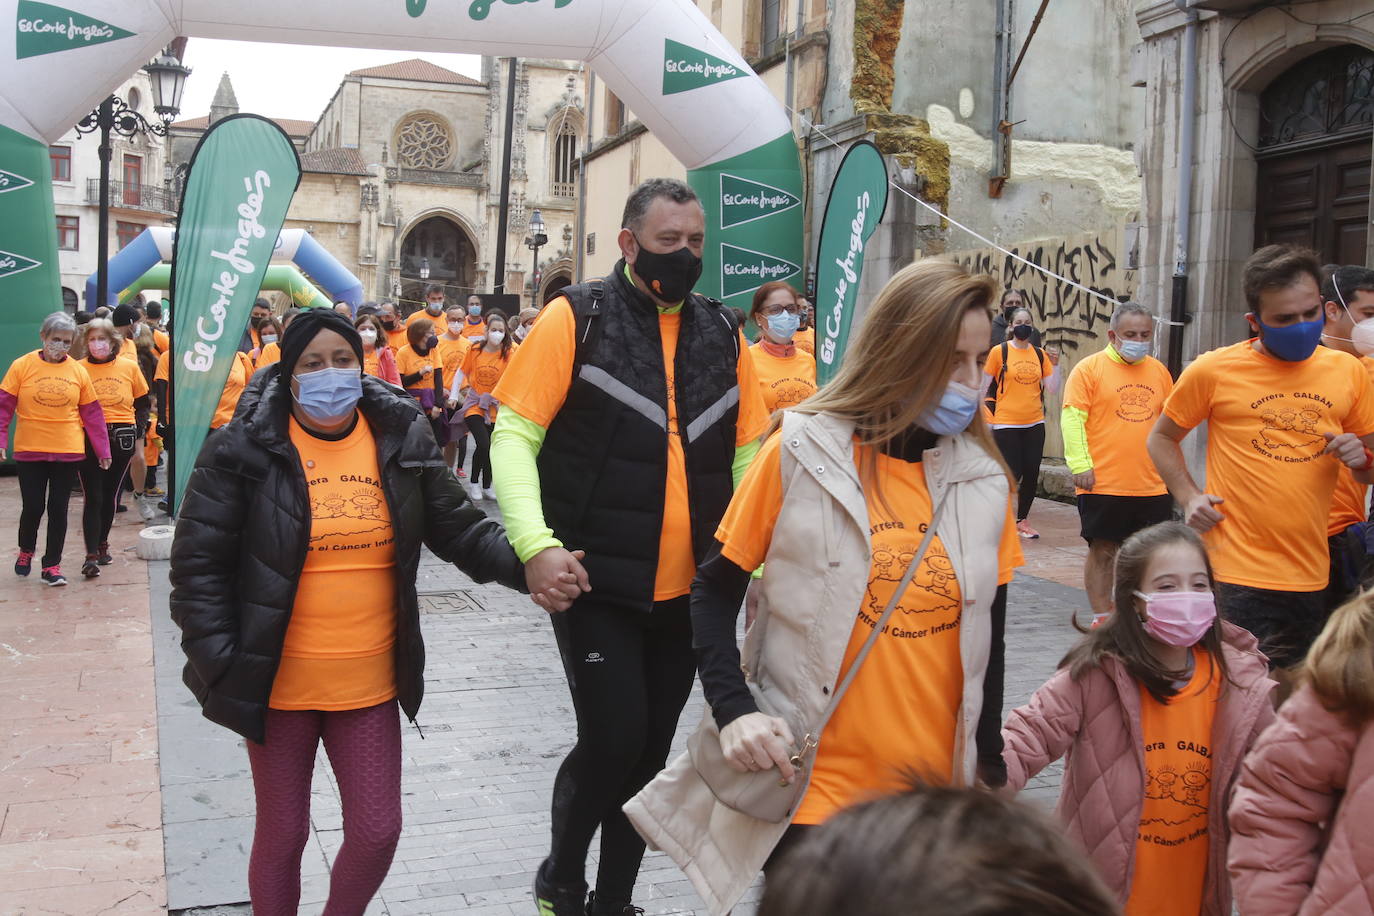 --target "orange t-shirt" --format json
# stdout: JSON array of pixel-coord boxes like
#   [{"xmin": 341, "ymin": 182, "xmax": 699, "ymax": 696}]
[
  {"xmin": 792, "ymin": 326, "xmax": 815, "ymax": 356},
  {"xmin": 270, "ymin": 415, "xmax": 399, "ymax": 711},
  {"xmin": 494, "ymin": 295, "xmax": 770, "ymax": 601},
  {"xmin": 1063, "ymin": 349, "xmax": 1173, "ymax": 496},
  {"xmin": 363, "ymin": 347, "xmax": 392, "ymax": 382},
  {"xmin": 254, "ymin": 341, "xmax": 281, "ymax": 368},
  {"xmin": 384, "ymin": 321, "xmax": 408, "ymax": 351},
  {"xmin": 436, "ymin": 334, "xmax": 469, "ymax": 387},
  {"xmin": 117, "ymin": 335, "xmax": 138, "ymax": 362},
  {"xmin": 1127, "ymin": 649, "xmax": 1222, "ymax": 916},
  {"xmin": 394, "ymin": 344, "xmax": 442, "ymax": 397},
  {"xmin": 983, "ymin": 343, "xmax": 1053, "ymax": 426},
  {"xmin": 154, "ymin": 349, "xmax": 169, "ymax": 384},
  {"xmin": 152, "ymin": 328, "xmax": 169, "ymax": 355},
  {"xmin": 460, "ymin": 345, "xmax": 511, "ymax": 418},
  {"xmin": 81, "ymin": 355, "xmax": 148, "ymax": 425},
  {"xmin": 1328, "ymin": 352, "xmax": 1374, "ymax": 535},
  {"xmin": 748, "ymin": 343, "xmax": 817, "ymax": 414},
  {"xmin": 210, "ymin": 351, "xmax": 254, "ymax": 429},
  {"xmin": 0, "ymin": 351, "xmax": 100, "ymax": 455},
  {"xmin": 715, "ymin": 433, "xmax": 1021, "ymax": 824},
  {"xmin": 1164, "ymin": 340, "xmax": 1374, "ymax": 590},
  {"xmin": 414, "ymin": 311, "xmax": 449, "ymax": 337},
  {"xmin": 459, "ymin": 317, "xmax": 487, "ymax": 343}
]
